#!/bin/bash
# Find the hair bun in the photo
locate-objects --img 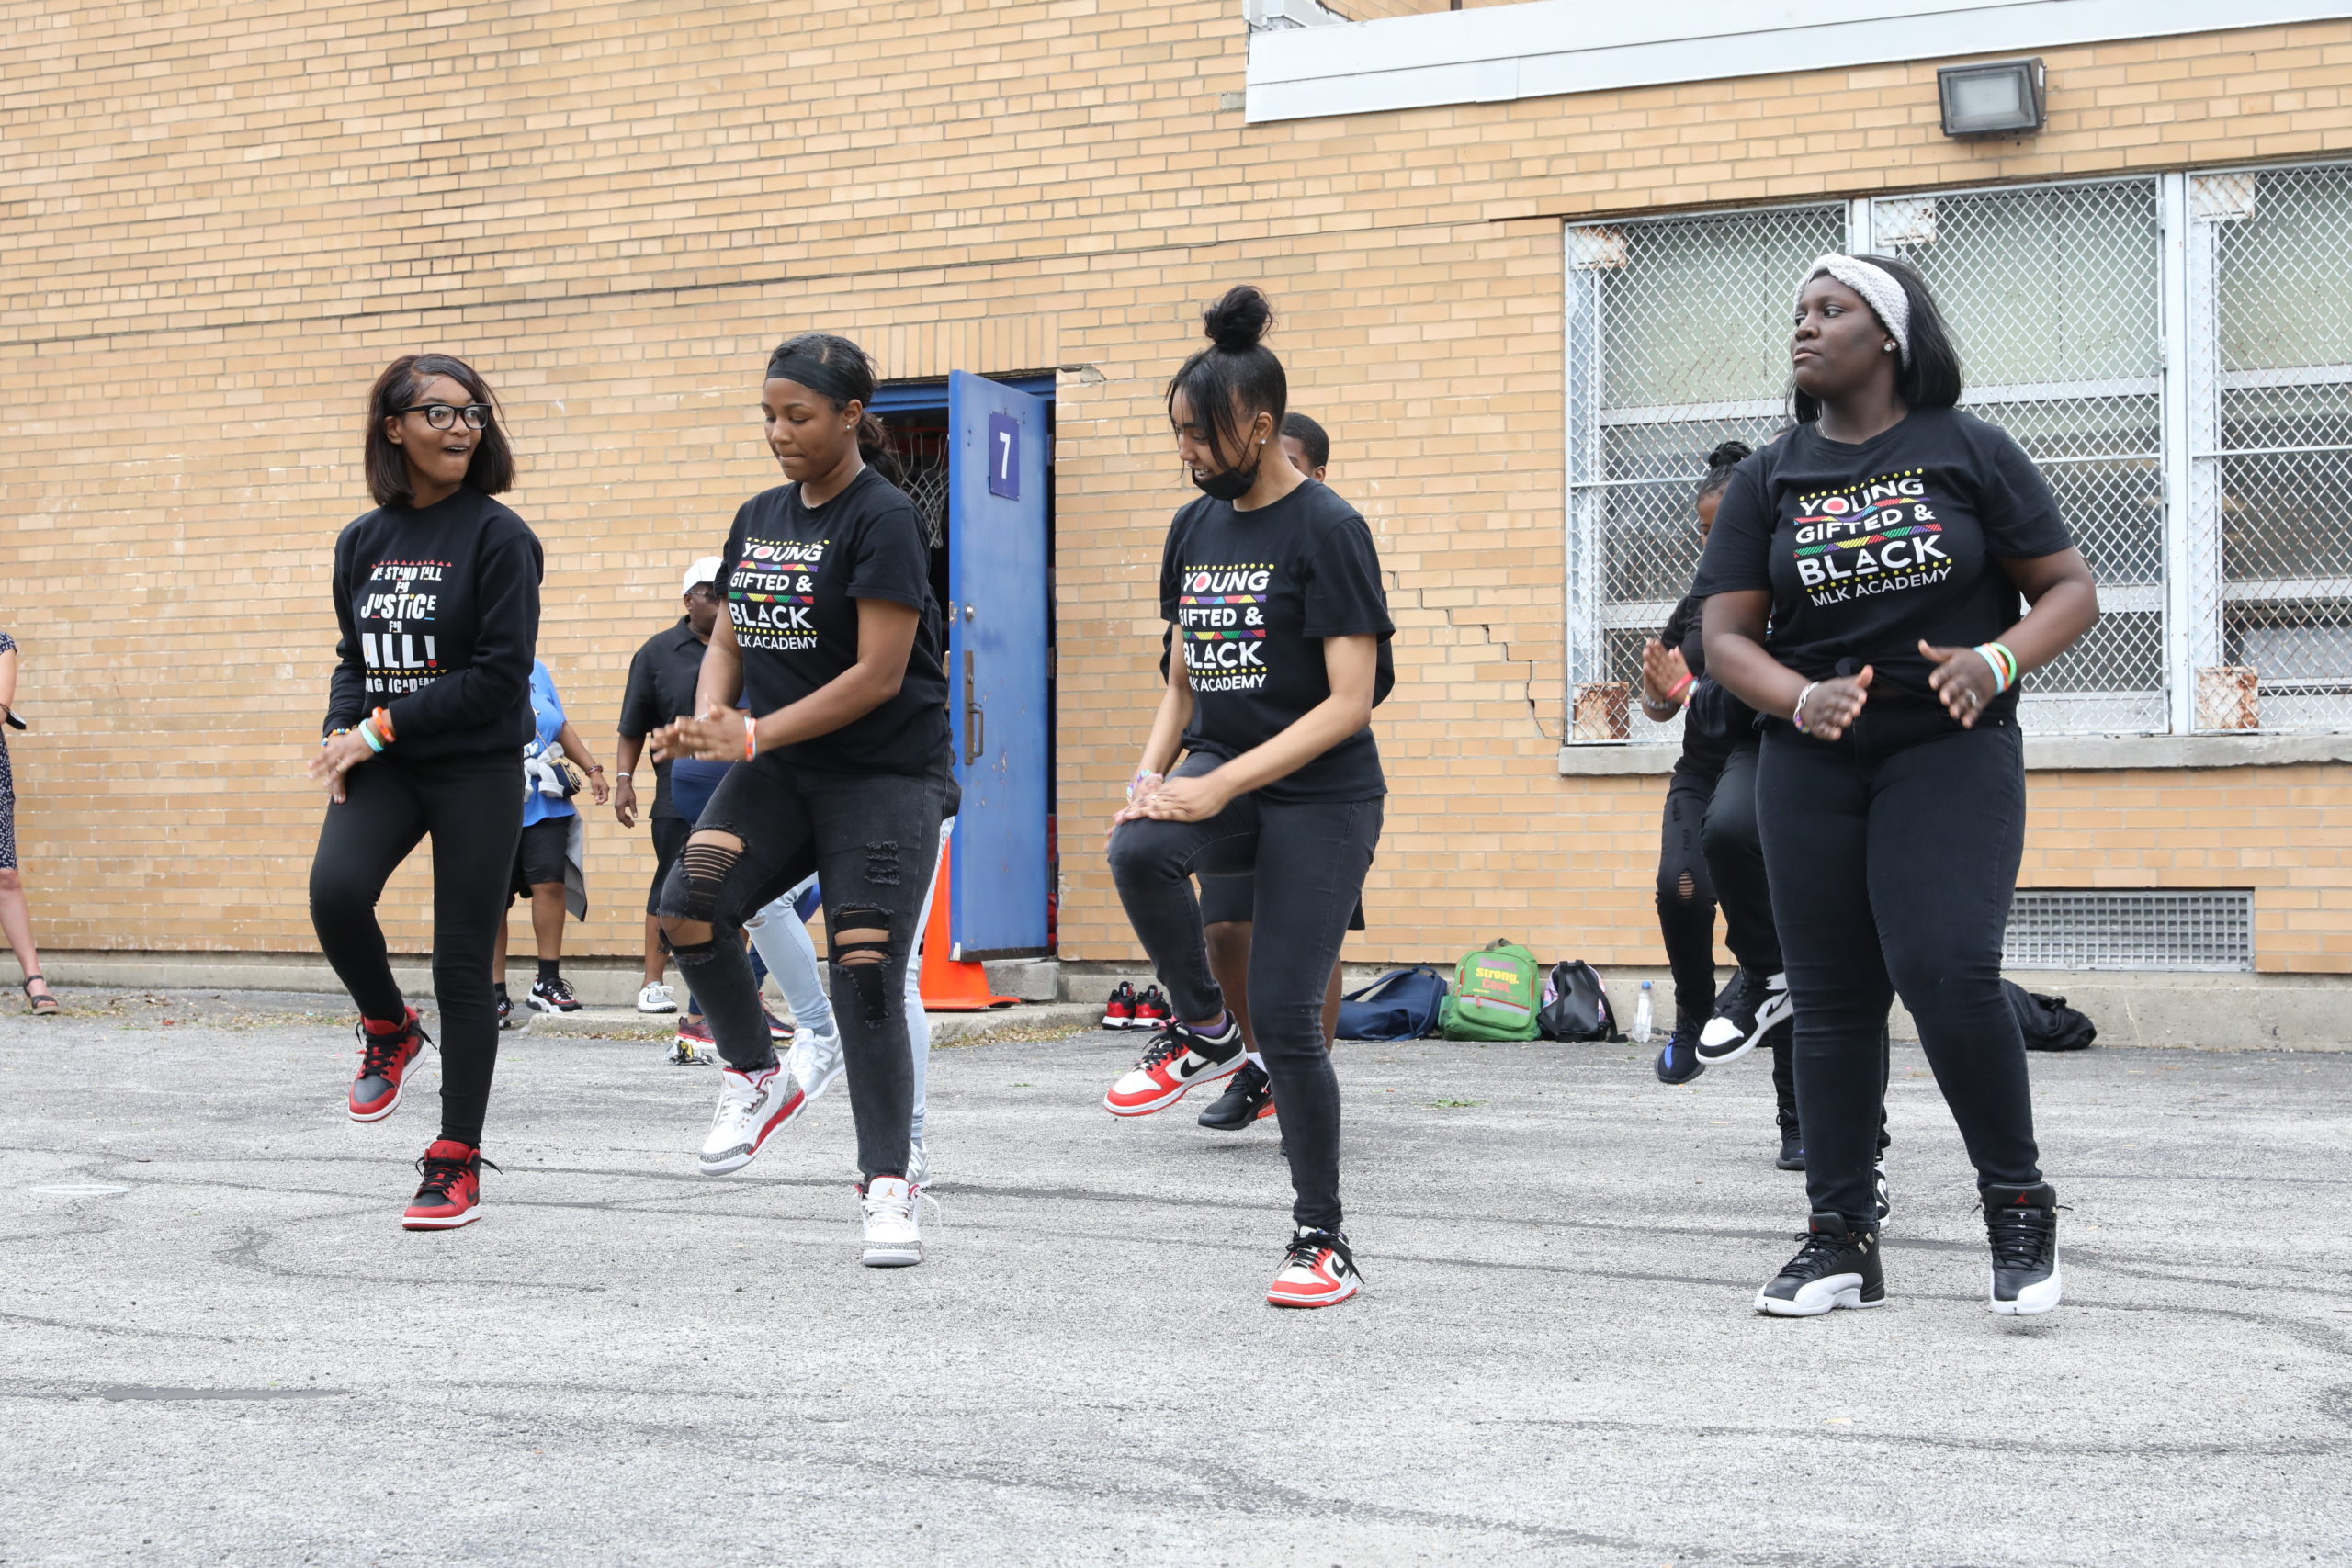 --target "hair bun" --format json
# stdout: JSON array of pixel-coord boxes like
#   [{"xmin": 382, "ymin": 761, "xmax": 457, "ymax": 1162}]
[
  {"xmin": 1705, "ymin": 439, "xmax": 1753, "ymax": 470},
  {"xmin": 1202, "ymin": 285, "xmax": 1273, "ymax": 353}
]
